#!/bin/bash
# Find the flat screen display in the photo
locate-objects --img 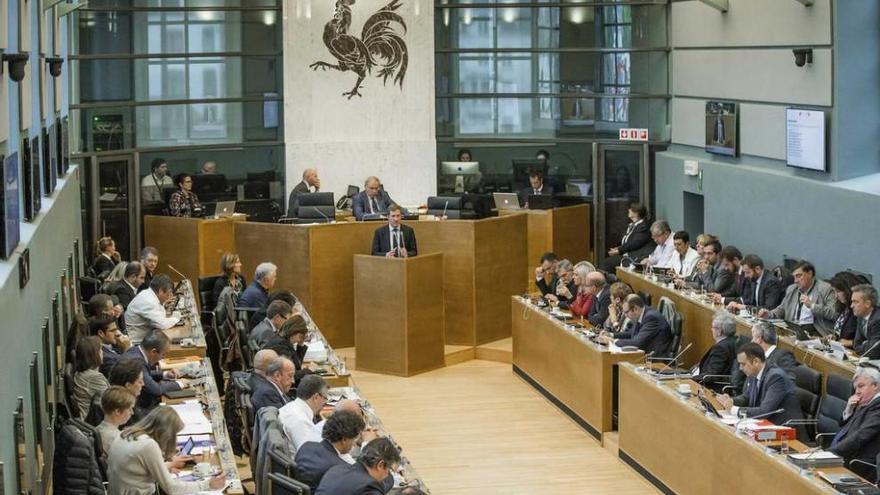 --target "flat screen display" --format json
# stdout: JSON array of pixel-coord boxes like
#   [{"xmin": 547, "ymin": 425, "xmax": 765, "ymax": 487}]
[
  {"xmin": 2, "ymin": 152, "xmax": 21, "ymax": 259},
  {"xmin": 705, "ymin": 101, "xmax": 739, "ymax": 157},
  {"xmin": 786, "ymin": 108, "xmax": 826, "ymax": 172}
]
